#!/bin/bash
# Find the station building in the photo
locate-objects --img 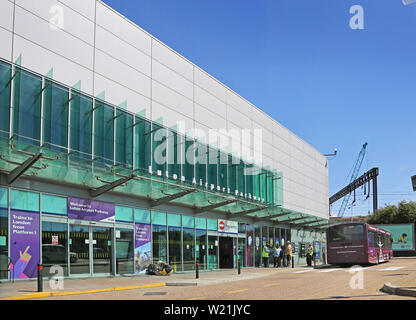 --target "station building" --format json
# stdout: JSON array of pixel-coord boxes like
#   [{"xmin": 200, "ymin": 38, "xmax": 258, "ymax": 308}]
[{"xmin": 0, "ymin": 0, "xmax": 331, "ymax": 280}]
